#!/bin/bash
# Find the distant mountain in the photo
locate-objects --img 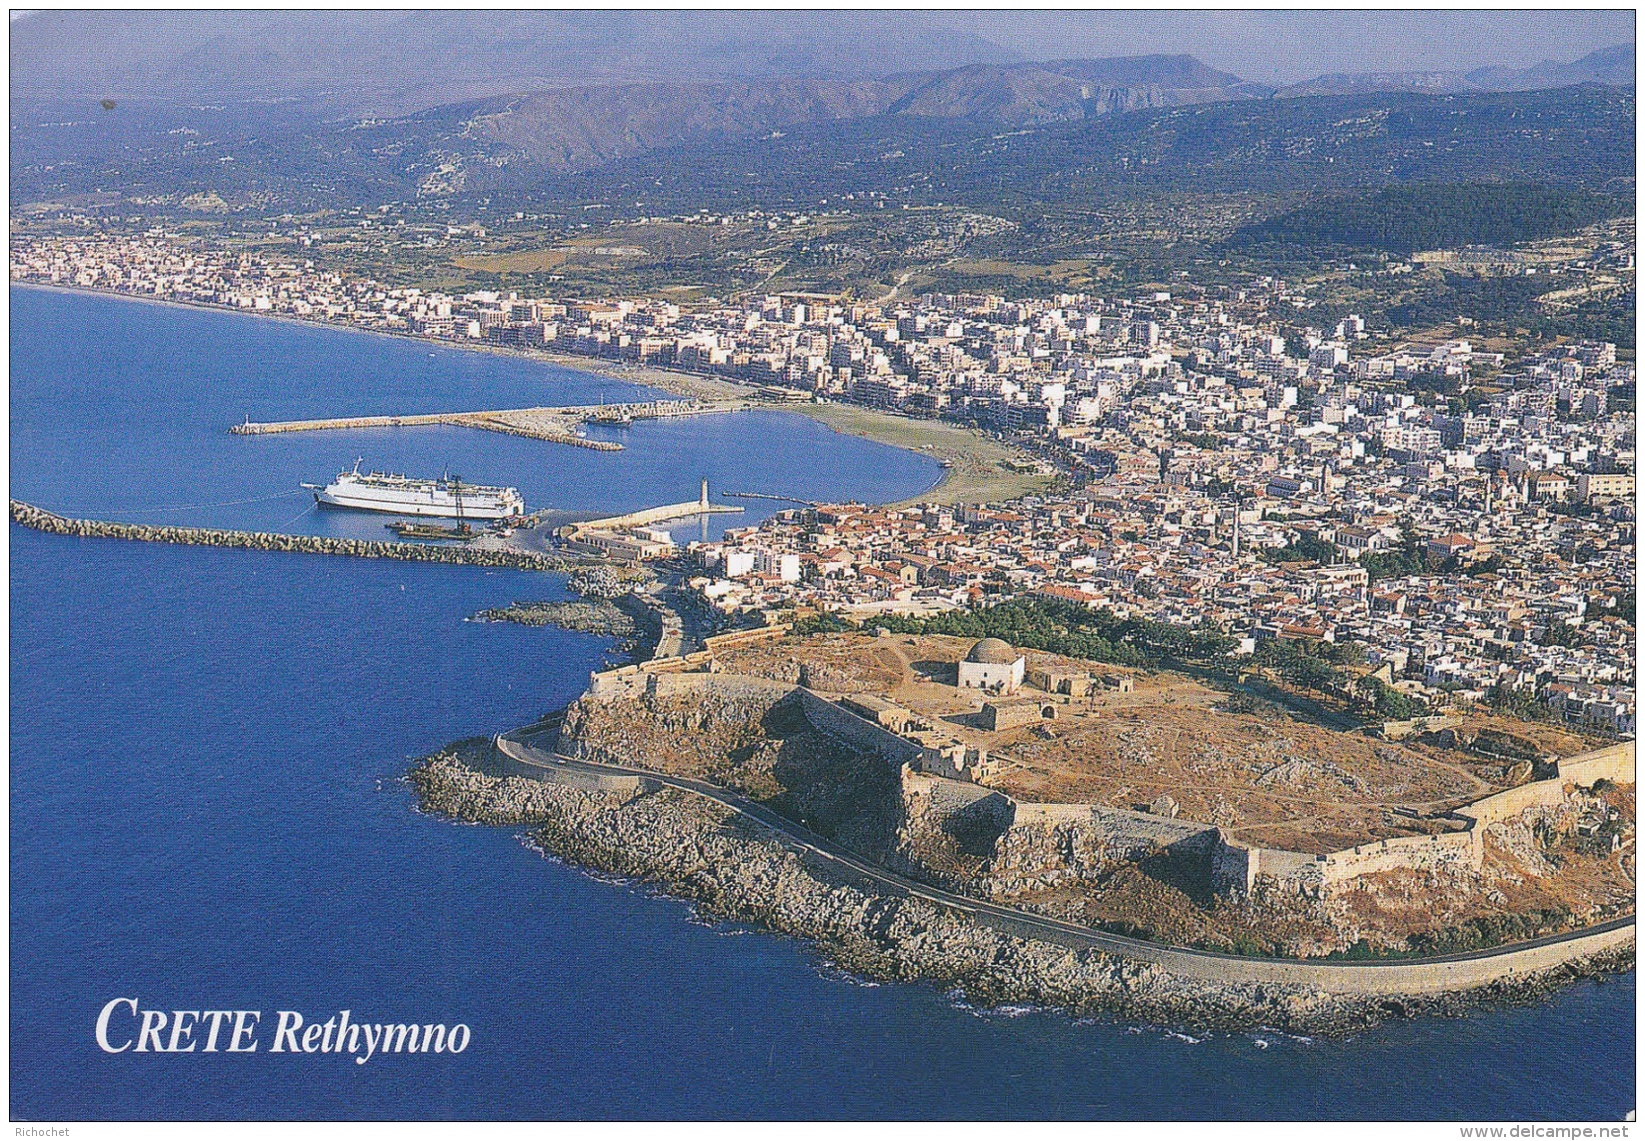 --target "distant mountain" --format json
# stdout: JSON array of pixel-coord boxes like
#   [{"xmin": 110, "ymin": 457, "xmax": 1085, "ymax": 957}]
[
  {"xmin": 1499, "ymin": 44, "xmax": 1635, "ymax": 91},
  {"xmin": 12, "ymin": 73, "xmax": 1633, "ymax": 216},
  {"xmin": 8, "ymin": 11, "xmax": 1021, "ymax": 112},
  {"xmin": 453, "ymin": 55, "xmax": 1267, "ymax": 173},
  {"xmin": 1276, "ymin": 44, "xmax": 1634, "ymax": 98},
  {"xmin": 884, "ymin": 56, "xmax": 1266, "ymax": 122},
  {"xmin": 529, "ymin": 87, "xmax": 1634, "ymax": 213}
]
